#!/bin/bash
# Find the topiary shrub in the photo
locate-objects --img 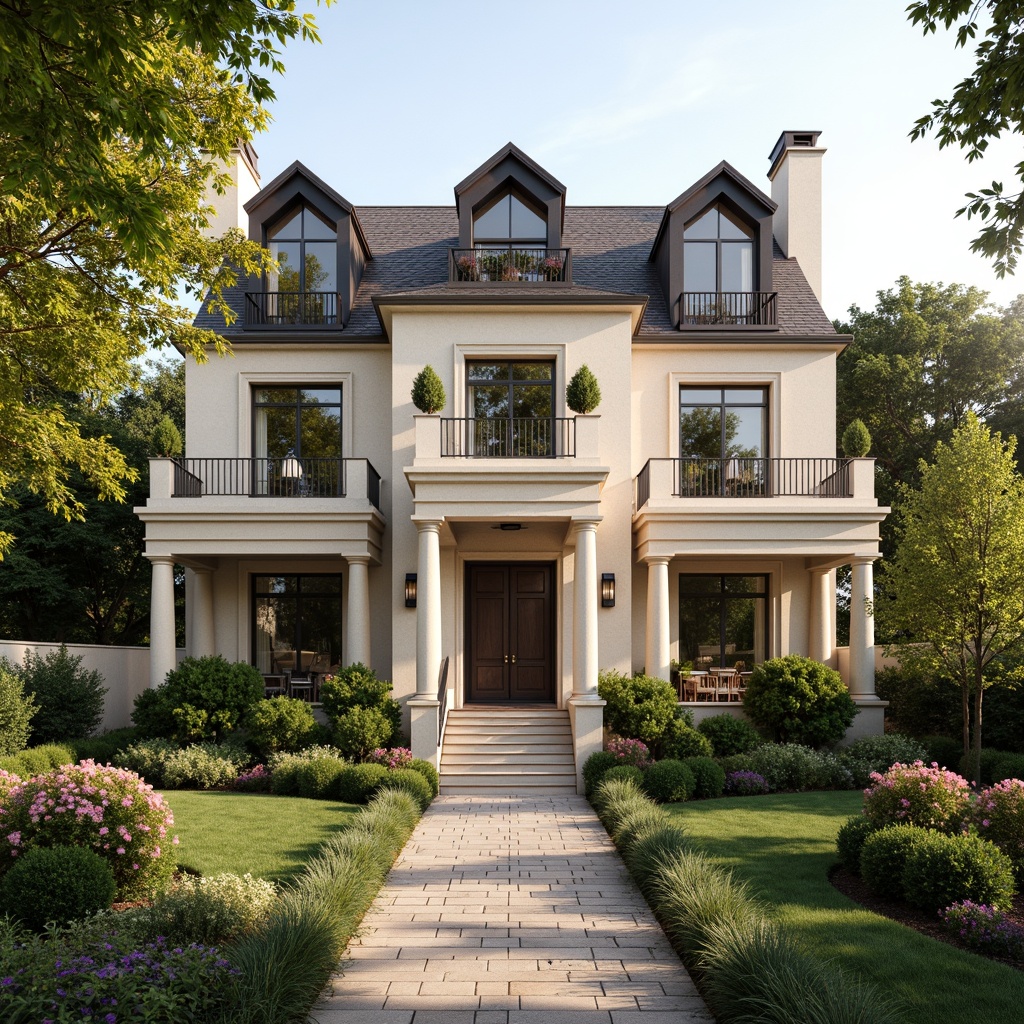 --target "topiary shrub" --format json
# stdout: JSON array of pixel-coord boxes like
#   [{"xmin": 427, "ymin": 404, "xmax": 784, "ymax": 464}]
[
  {"xmin": 18, "ymin": 645, "xmax": 107, "ymax": 744},
  {"xmin": 921, "ymin": 734, "xmax": 963, "ymax": 771},
  {"xmin": 335, "ymin": 762, "xmax": 389, "ymax": 804},
  {"xmin": 601, "ymin": 764, "xmax": 645, "ymax": 789},
  {"xmin": 319, "ymin": 663, "xmax": 400, "ymax": 747},
  {"xmin": 837, "ymin": 733, "xmax": 929, "ymax": 788},
  {"xmin": 598, "ymin": 670, "xmax": 678, "ymax": 751},
  {"xmin": 161, "ymin": 744, "xmax": 240, "ymax": 790},
  {"xmin": 245, "ymin": 696, "xmax": 317, "ymax": 758},
  {"xmin": 151, "ymin": 414, "xmax": 183, "ymax": 457},
  {"xmin": 410, "ymin": 364, "xmax": 446, "ymax": 414},
  {"xmin": 902, "ymin": 830, "xmax": 1017, "ymax": 913},
  {"xmin": 409, "ymin": 758, "xmax": 439, "ymax": 797},
  {"xmin": 642, "ymin": 759, "xmax": 694, "ymax": 803},
  {"xmin": 131, "ymin": 655, "xmax": 263, "ymax": 743},
  {"xmin": 862, "ymin": 760, "xmax": 970, "ymax": 832},
  {"xmin": 582, "ymin": 751, "xmax": 618, "ymax": 795},
  {"xmin": 0, "ymin": 845, "xmax": 116, "ymax": 930},
  {"xmin": 332, "ymin": 706, "xmax": 394, "ymax": 761},
  {"xmin": 742, "ymin": 655, "xmax": 856, "ymax": 747},
  {"xmin": 860, "ymin": 824, "xmax": 930, "ymax": 899},
  {"xmin": 683, "ymin": 756, "xmax": 726, "ymax": 799},
  {"xmin": 841, "ymin": 418, "xmax": 872, "ymax": 458},
  {"xmin": 661, "ymin": 718, "xmax": 714, "ymax": 760},
  {"xmin": 835, "ymin": 815, "xmax": 876, "ymax": 874},
  {"xmin": 379, "ymin": 767, "xmax": 433, "ymax": 811},
  {"xmin": 565, "ymin": 364, "xmax": 601, "ymax": 414},
  {"xmin": 974, "ymin": 779, "xmax": 1024, "ymax": 876},
  {"xmin": 296, "ymin": 756, "xmax": 348, "ymax": 800},
  {"xmin": 696, "ymin": 714, "xmax": 764, "ymax": 757},
  {"xmin": 0, "ymin": 660, "xmax": 35, "ymax": 755}
]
